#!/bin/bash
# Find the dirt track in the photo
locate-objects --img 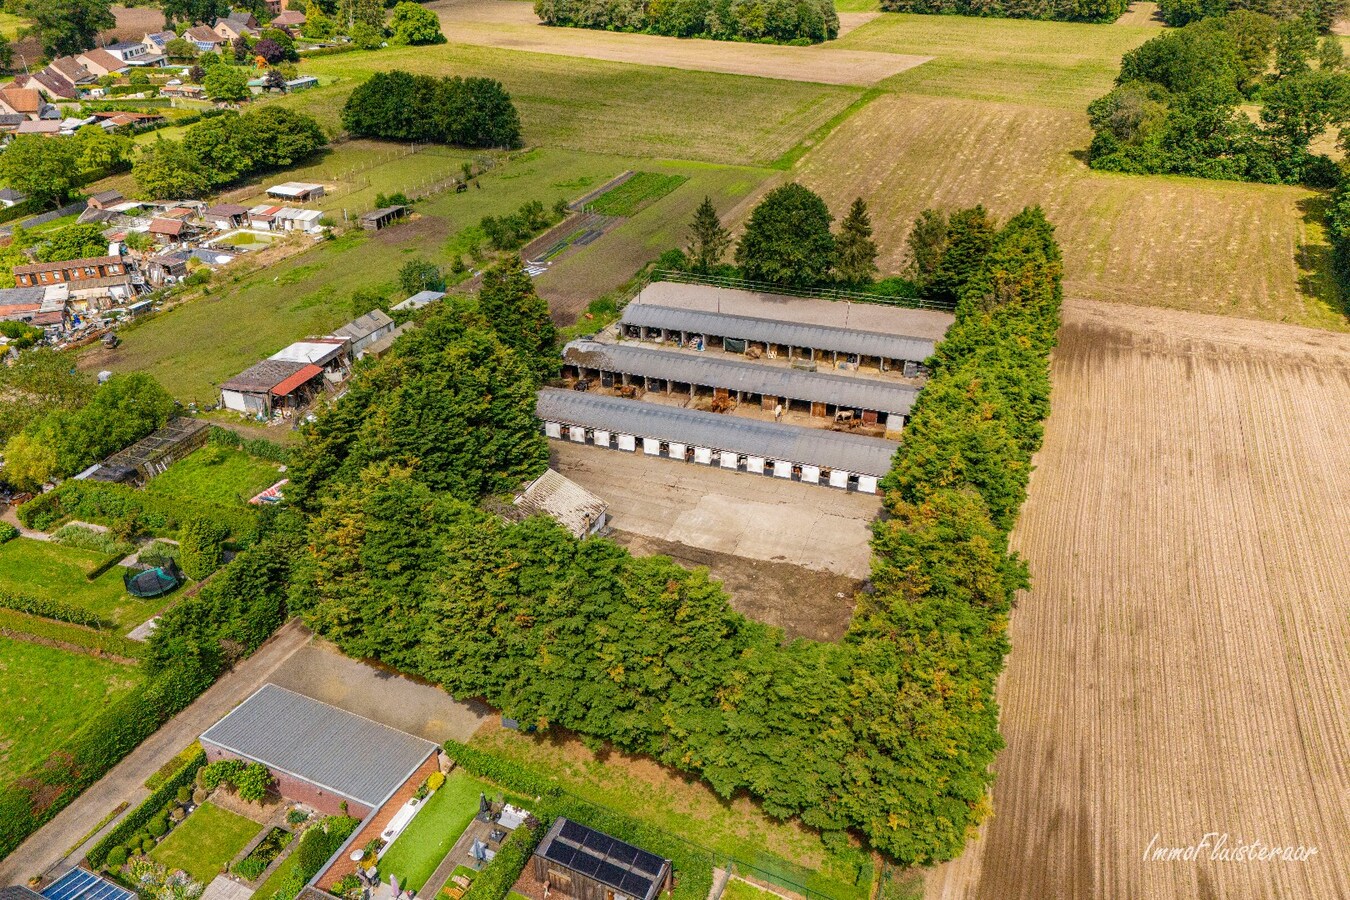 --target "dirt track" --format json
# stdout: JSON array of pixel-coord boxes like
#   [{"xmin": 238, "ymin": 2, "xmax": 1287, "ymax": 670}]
[
  {"xmin": 924, "ymin": 300, "xmax": 1350, "ymax": 899},
  {"xmin": 426, "ymin": 0, "xmax": 929, "ymax": 86}
]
